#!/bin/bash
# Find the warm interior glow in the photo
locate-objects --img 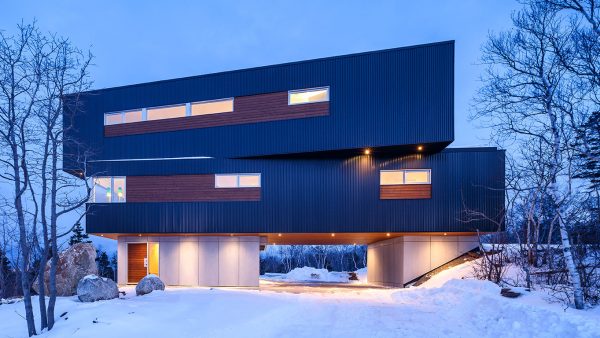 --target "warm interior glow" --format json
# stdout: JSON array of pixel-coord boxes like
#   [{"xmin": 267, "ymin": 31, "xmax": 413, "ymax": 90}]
[
  {"xmin": 191, "ymin": 99, "xmax": 233, "ymax": 116},
  {"xmin": 289, "ymin": 88, "xmax": 329, "ymax": 105},
  {"xmin": 404, "ymin": 170, "xmax": 430, "ymax": 184},
  {"xmin": 147, "ymin": 105, "xmax": 186, "ymax": 121},
  {"xmin": 380, "ymin": 171, "xmax": 405, "ymax": 185},
  {"xmin": 148, "ymin": 243, "xmax": 159, "ymax": 276},
  {"xmin": 215, "ymin": 175, "xmax": 238, "ymax": 188},
  {"xmin": 123, "ymin": 110, "xmax": 143, "ymax": 123},
  {"xmin": 104, "ymin": 113, "xmax": 122, "ymax": 125},
  {"xmin": 239, "ymin": 174, "xmax": 261, "ymax": 187}
]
